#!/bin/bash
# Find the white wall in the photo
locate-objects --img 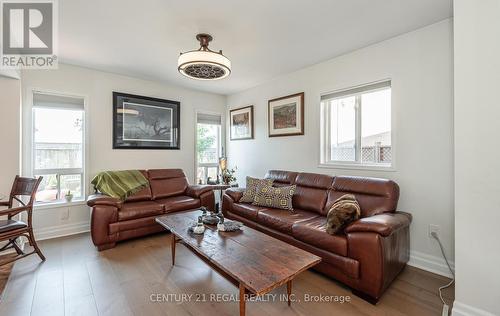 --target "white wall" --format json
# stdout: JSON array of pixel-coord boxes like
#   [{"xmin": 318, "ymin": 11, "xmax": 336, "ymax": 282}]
[
  {"xmin": 0, "ymin": 69, "xmax": 21, "ymax": 80},
  {"xmin": 453, "ymin": 1, "xmax": 500, "ymax": 315},
  {"xmin": 0, "ymin": 76, "xmax": 21, "ymax": 199},
  {"xmin": 226, "ymin": 20, "xmax": 455, "ymax": 276},
  {"xmin": 21, "ymin": 64, "xmax": 226, "ymax": 239}
]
